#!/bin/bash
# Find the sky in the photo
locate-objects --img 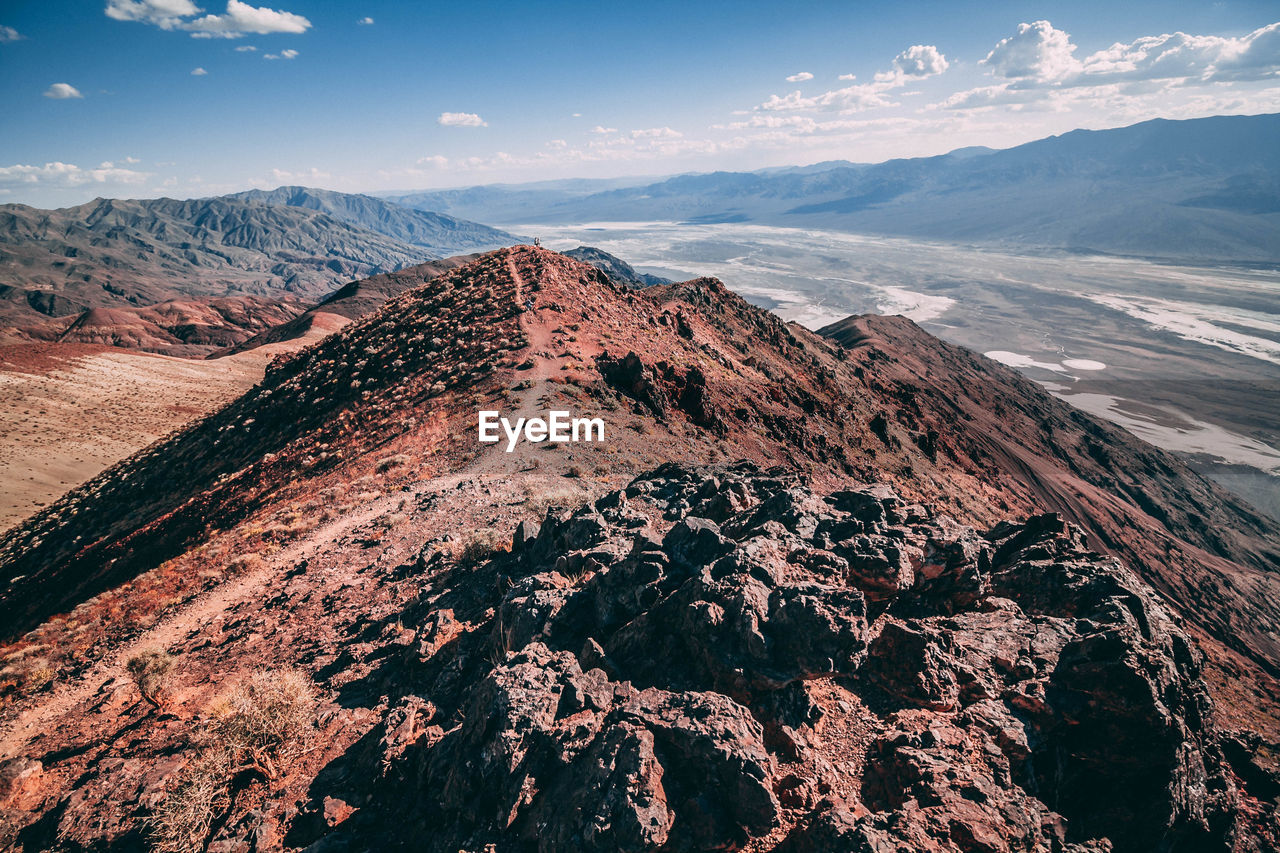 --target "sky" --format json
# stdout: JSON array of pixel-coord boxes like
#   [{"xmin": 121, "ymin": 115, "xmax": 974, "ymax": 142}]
[{"xmin": 2, "ymin": 1, "xmax": 1280, "ymax": 208}]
